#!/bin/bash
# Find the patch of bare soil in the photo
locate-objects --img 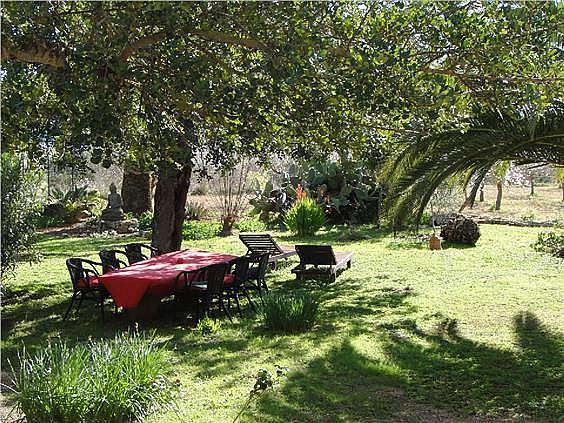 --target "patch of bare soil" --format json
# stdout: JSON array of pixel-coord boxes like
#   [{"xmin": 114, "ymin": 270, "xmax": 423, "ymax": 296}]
[{"xmin": 0, "ymin": 372, "xmax": 22, "ymax": 423}]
